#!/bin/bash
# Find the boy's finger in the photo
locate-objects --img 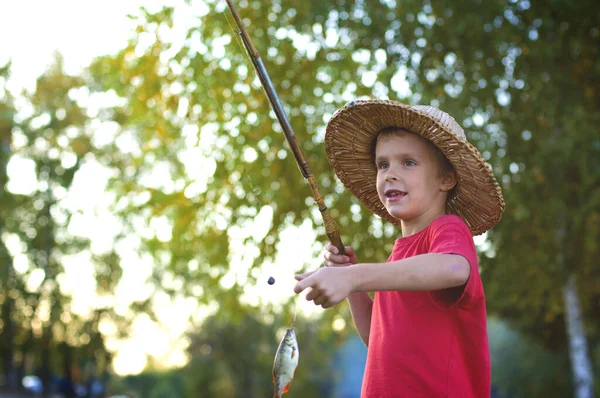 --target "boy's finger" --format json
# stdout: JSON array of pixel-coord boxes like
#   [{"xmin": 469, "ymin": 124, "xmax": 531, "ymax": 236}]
[
  {"xmin": 313, "ymin": 294, "xmax": 327, "ymax": 306},
  {"xmin": 324, "ymin": 251, "xmax": 349, "ymax": 264},
  {"xmin": 294, "ymin": 273, "xmax": 315, "ymax": 293},
  {"xmin": 326, "ymin": 242, "xmax": 339, "ymax": 255},
  {"xmin": 293, "ymin": 281, "xmax": 307, "ymax": 294},
  {"xmin": 294, "ymin": 270, "xmax": 315, "ymax": 280},
  {"xmin": 306, "ymin": 288, "xmax": 321, "ymax": 302},
  {"xmin": 325, "ymin": 256, "xmax": 350, "ymax": 267}
]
